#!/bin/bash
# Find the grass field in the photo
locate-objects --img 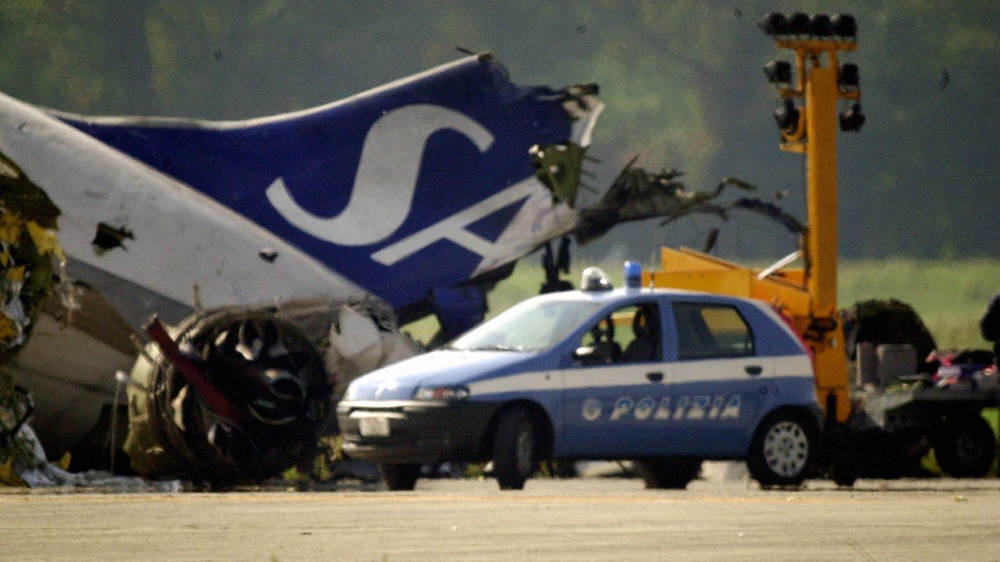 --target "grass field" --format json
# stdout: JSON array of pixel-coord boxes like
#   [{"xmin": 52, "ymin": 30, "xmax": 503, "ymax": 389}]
[
  {"xmin": 840, "ymin": 259, "xmax": 999, "ymax": 350},
  {"xmin": 405, "ymin": 257, "xmax": 1000, "ymax": 352}
]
